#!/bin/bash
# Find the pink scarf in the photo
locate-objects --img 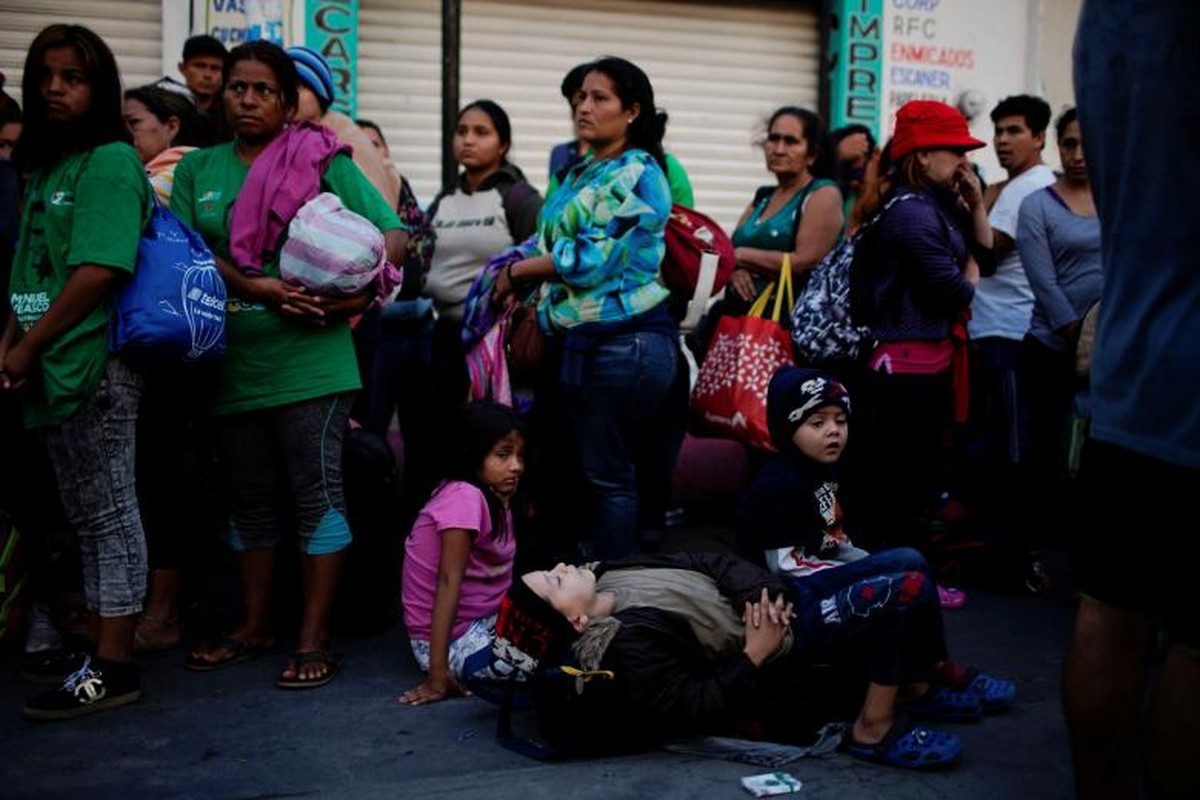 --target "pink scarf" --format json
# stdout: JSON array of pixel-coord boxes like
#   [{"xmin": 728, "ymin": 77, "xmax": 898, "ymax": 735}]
[{"xmin": 228, "ymin": 120, "xmax": 349, "ymax": 274}]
